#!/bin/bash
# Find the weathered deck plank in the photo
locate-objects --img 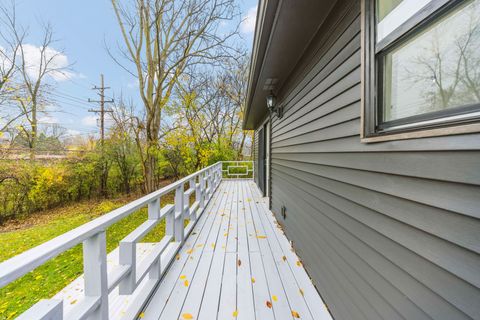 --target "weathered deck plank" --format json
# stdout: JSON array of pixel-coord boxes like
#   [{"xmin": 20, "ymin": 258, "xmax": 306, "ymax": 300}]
[{"xmin": 141, "ymin": 180, "xmax": 332, "ymax": 320}]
